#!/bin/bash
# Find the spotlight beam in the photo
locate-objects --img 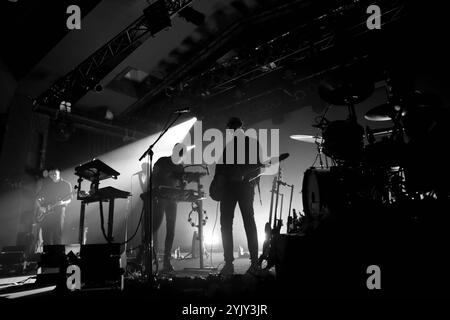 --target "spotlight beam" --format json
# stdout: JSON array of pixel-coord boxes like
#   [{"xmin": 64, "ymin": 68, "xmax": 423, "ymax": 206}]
[{"xmin": 57, "ymin": 117, "xmax": 197, "ymax": 245}]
